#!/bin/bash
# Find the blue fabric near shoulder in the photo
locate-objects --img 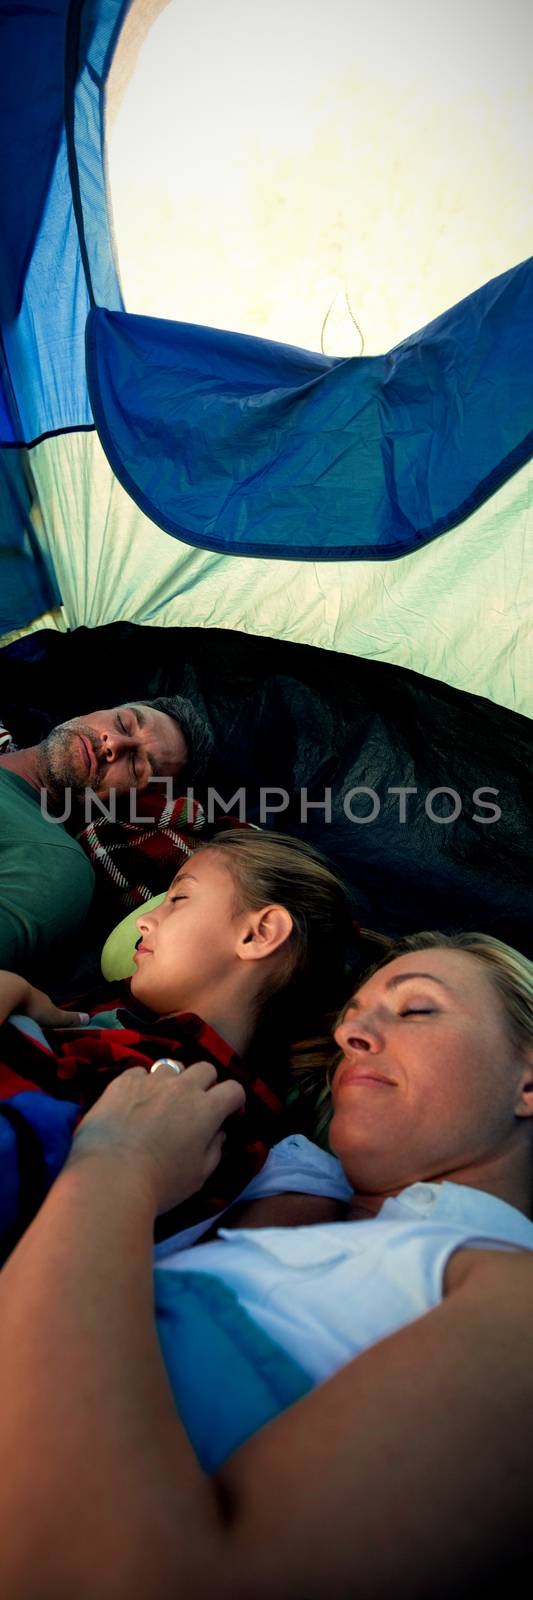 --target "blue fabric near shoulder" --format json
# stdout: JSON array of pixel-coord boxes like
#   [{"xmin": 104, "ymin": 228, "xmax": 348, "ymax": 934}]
[
  {"xmin": 153, "ymin": 1267, "xmax": 313, "ymax": 1471},
  {"xmin": 0, "ymin": 1092, "xmax": 79, "ymax": 1251},
  {"xmin": 0, "ymin": 1007, "xmax": 127, "ymax": 1242}
]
